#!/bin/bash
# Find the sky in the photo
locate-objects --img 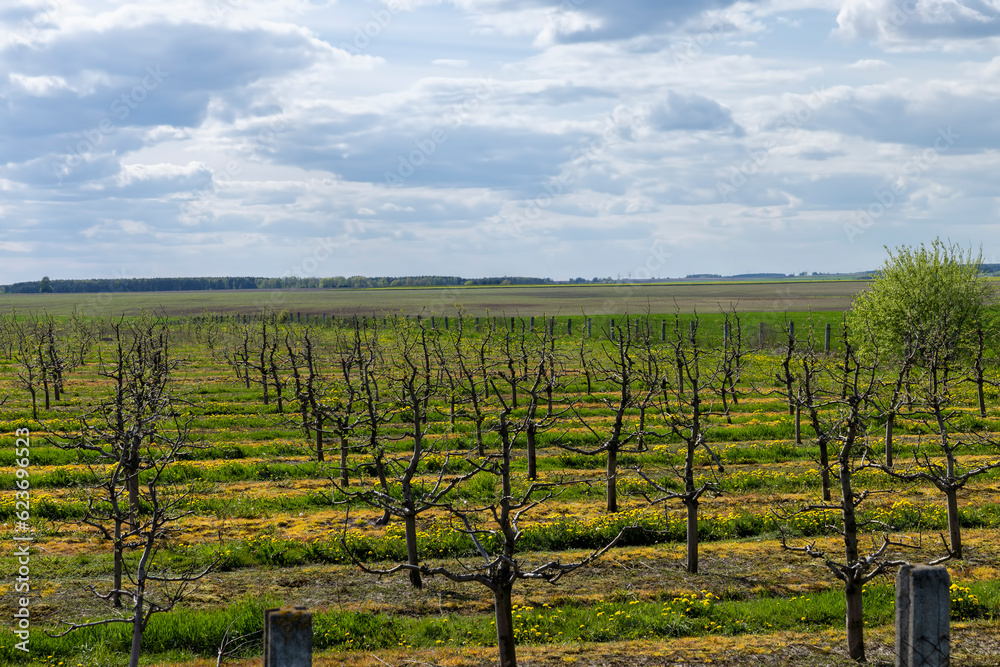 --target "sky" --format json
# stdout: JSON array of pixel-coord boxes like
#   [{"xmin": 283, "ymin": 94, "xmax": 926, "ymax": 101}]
[{"xmin": 2, "ymin": 0, "xmax": 1000, "ymax": 283}]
